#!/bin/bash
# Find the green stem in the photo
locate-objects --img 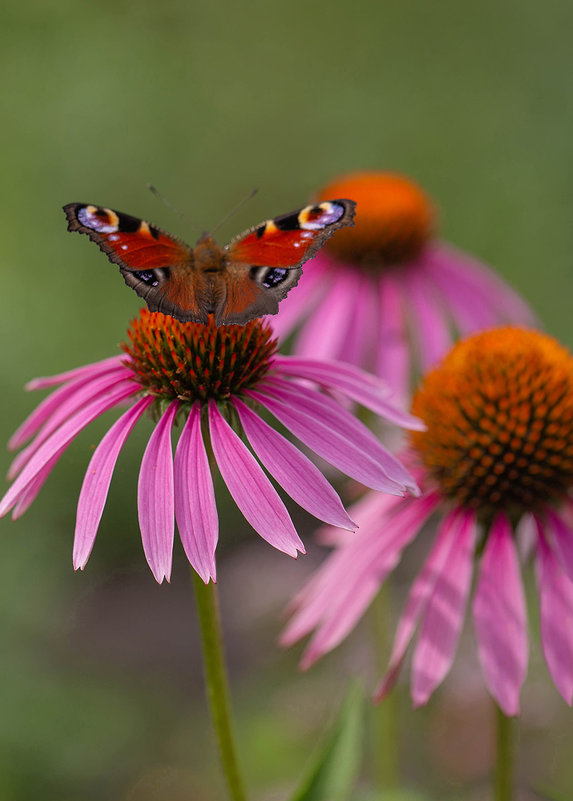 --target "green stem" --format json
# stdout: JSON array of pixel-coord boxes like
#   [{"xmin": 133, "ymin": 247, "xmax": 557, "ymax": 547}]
[
  {"xmin": 493, "ymin": 704, "xmax": 514, "ymax": 801},
  {"xmin": 192, "ymin": 571, "xmax": 248, "ymax": 801},
  {"xmin": 371, "ymin": 583, "xmax": 399, "ymax": 787}
]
